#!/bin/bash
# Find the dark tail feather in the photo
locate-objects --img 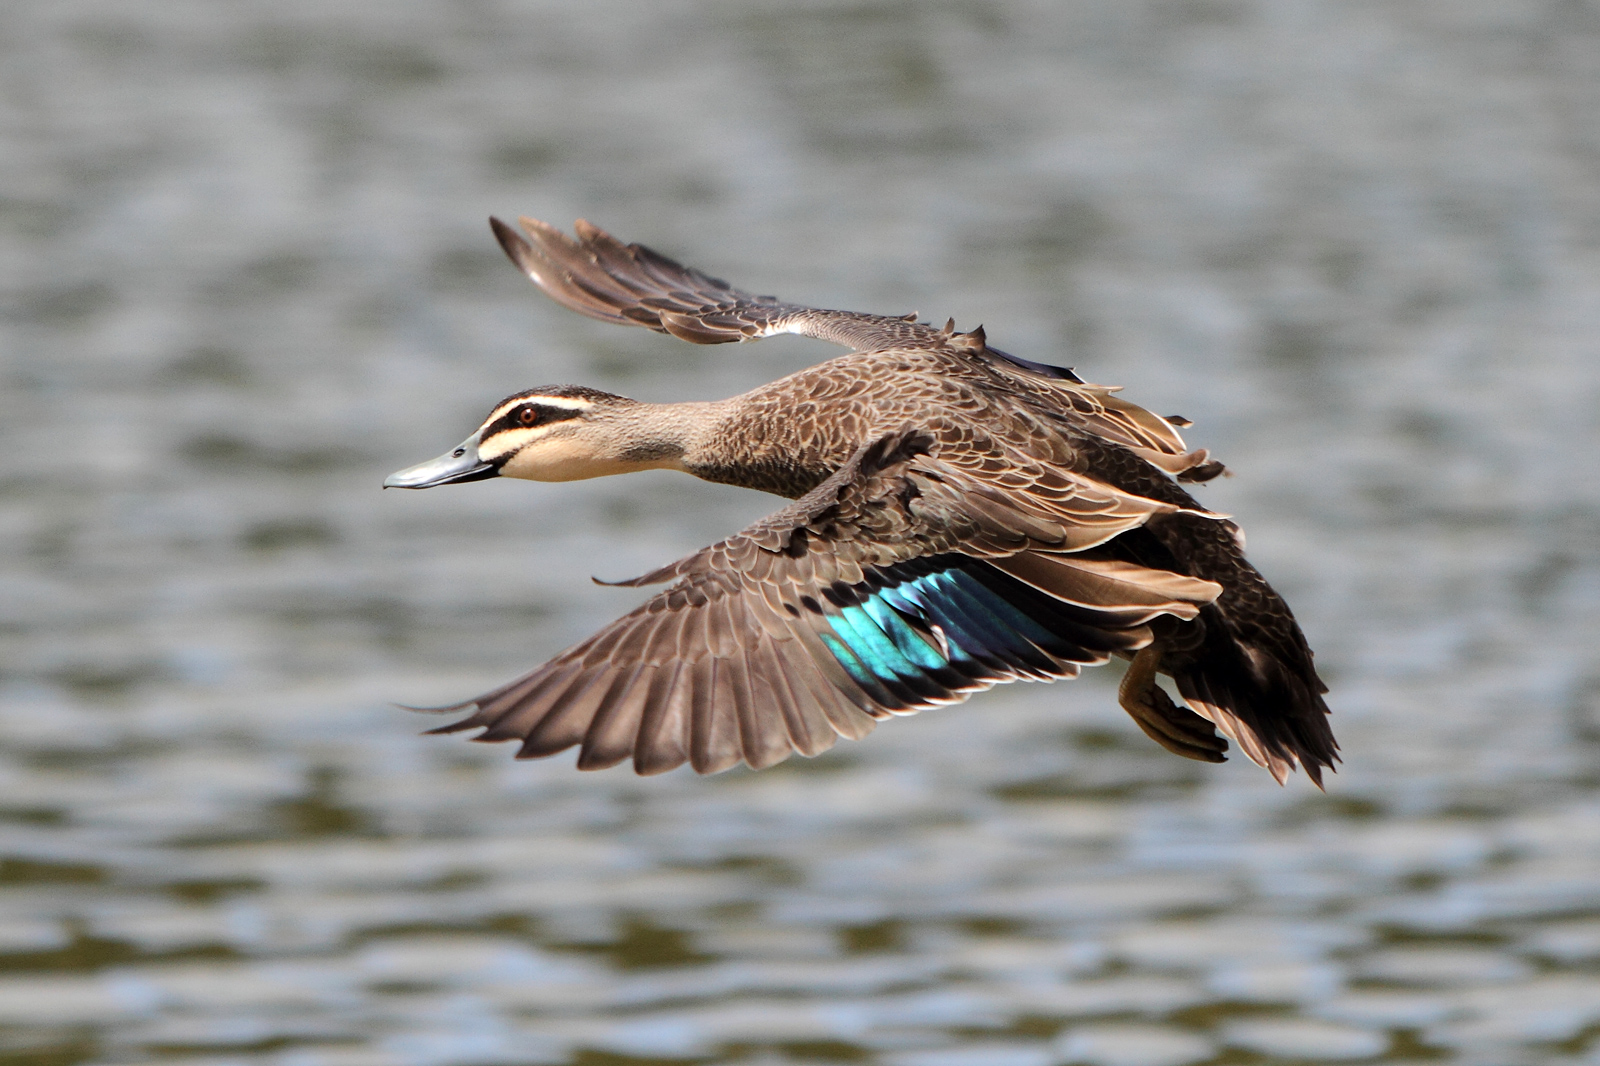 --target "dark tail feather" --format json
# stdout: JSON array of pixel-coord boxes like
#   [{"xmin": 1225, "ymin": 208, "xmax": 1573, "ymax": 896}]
[{"xmin": 1170, "ymin": 604, "xmax": 1338, "ymax": 786}]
